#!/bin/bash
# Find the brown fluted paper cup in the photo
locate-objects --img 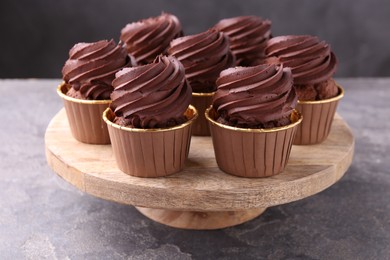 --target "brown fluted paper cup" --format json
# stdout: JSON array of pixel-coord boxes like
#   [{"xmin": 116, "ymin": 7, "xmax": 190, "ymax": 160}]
[
  {"xmin": 206, "ymin": 107, "xmax": 302, "ymax": 178},
  {"xmin": 57, "ymin": 83, "xmax": 111, "ymax": 144},
  {"xmin": 191, "ymin": 92, "xmax": 214, "ymax": 136},
  {"xmin": 293, "ymin": 85, "xmax": 344, "ymax": 145},
  {"xmin": 103, "ymin": 106, "xmax": 198, "ymax": 177}
]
